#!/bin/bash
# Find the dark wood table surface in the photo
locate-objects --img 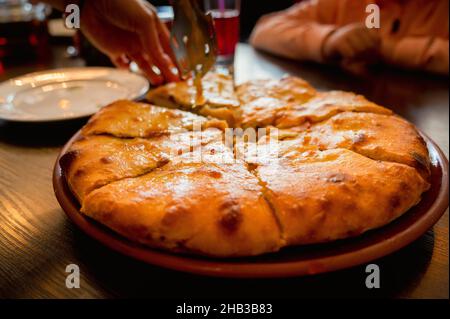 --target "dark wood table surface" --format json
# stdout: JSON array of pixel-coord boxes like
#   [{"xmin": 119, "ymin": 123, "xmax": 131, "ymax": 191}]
[{"xmin": 0, "ymin": 44, "xmax": 448, "ymax": 299}]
